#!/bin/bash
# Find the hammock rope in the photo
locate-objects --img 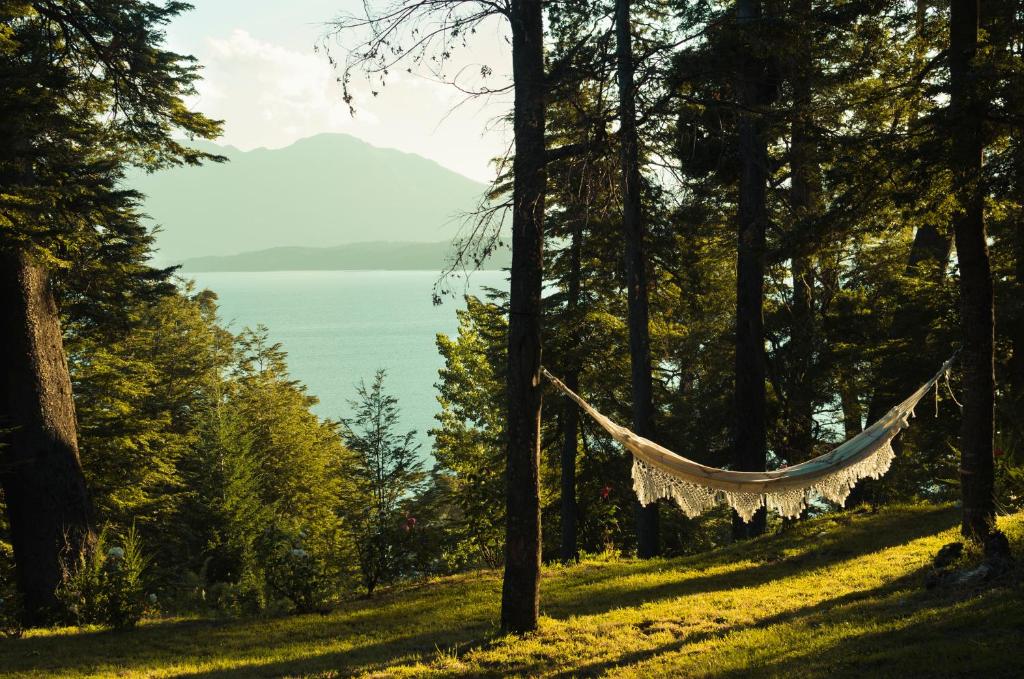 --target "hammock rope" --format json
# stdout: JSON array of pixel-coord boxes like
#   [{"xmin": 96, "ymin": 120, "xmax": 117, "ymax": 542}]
[{"xmin": 542, "ymin": 355, "xmax": 957, "ymax": 522}]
